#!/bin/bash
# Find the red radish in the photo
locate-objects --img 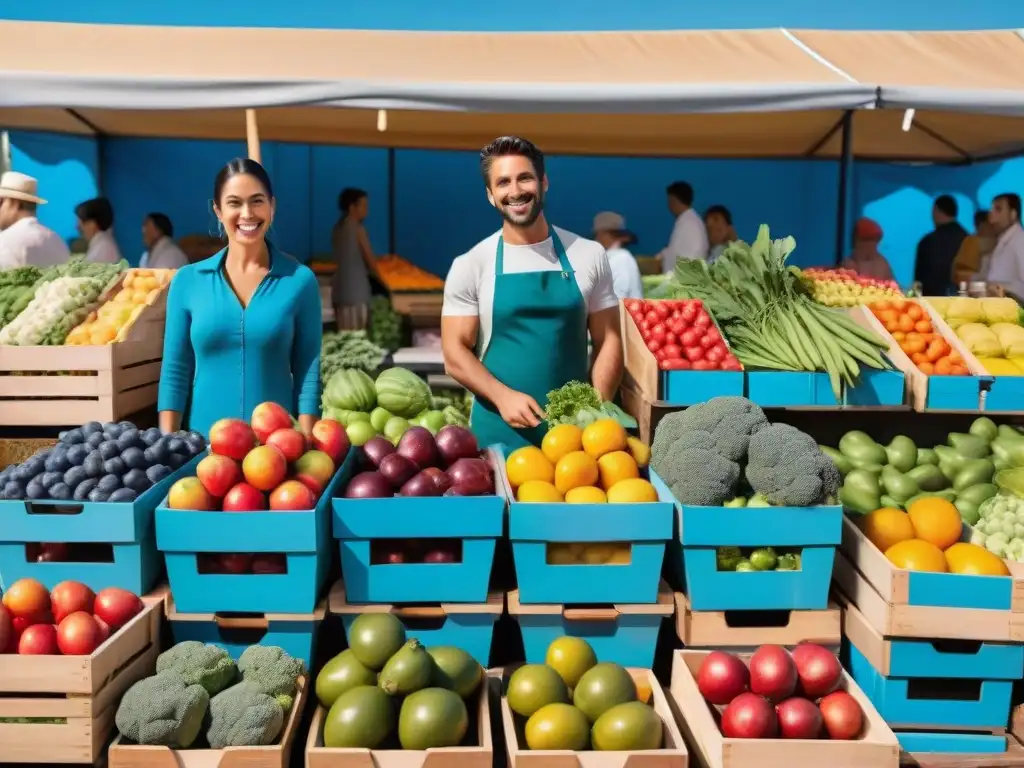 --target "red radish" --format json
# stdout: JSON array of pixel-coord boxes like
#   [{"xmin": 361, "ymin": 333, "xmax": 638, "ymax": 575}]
[
  {"xmin": 696, "ymin": 651, "xmax": 750, "ymax": 705},
  {"xmin": 792, "ymin": 643, "xmax": 842, "ymax": 698},
  {"xmin": 721, "ymin": 692, "xmax": 777, "ymax": 739},
  {"xmin": 749, "ymin": 645, "xmax": 797, "ymax": 703},
  {"xmin": 819, "ymin": 691, "xmax": 863, "ymax": 740},
  {"xmin": 775, "ymin": 697, "xmax": 823, "ymax": 739}
]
